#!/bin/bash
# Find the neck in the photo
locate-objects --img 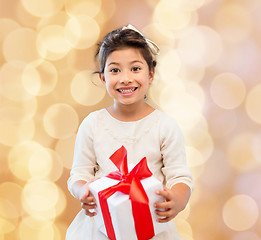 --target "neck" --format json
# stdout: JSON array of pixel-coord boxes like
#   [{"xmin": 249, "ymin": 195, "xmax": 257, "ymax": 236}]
[{"xmin": 108, "ymin": 101, "xmax": 154, "ymax": 122}]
